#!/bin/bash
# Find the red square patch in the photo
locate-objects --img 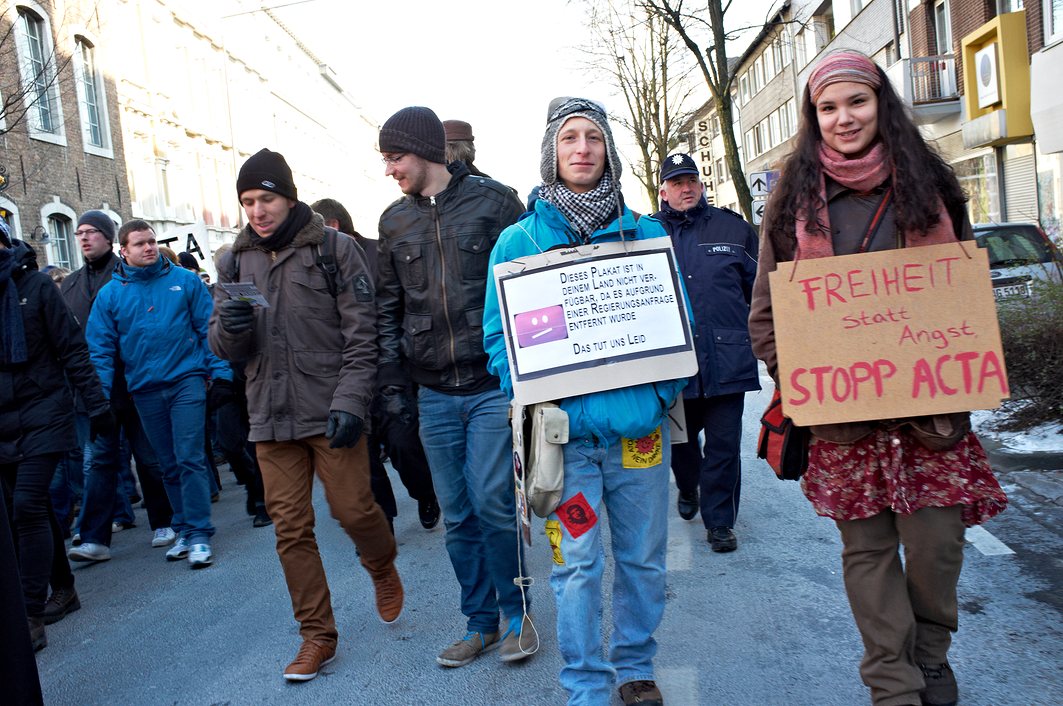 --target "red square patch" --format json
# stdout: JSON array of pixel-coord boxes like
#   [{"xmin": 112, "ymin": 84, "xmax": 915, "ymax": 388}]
[{"xmin": 556, "ymin": 492, "xmax": 598, "ymax": 539}]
